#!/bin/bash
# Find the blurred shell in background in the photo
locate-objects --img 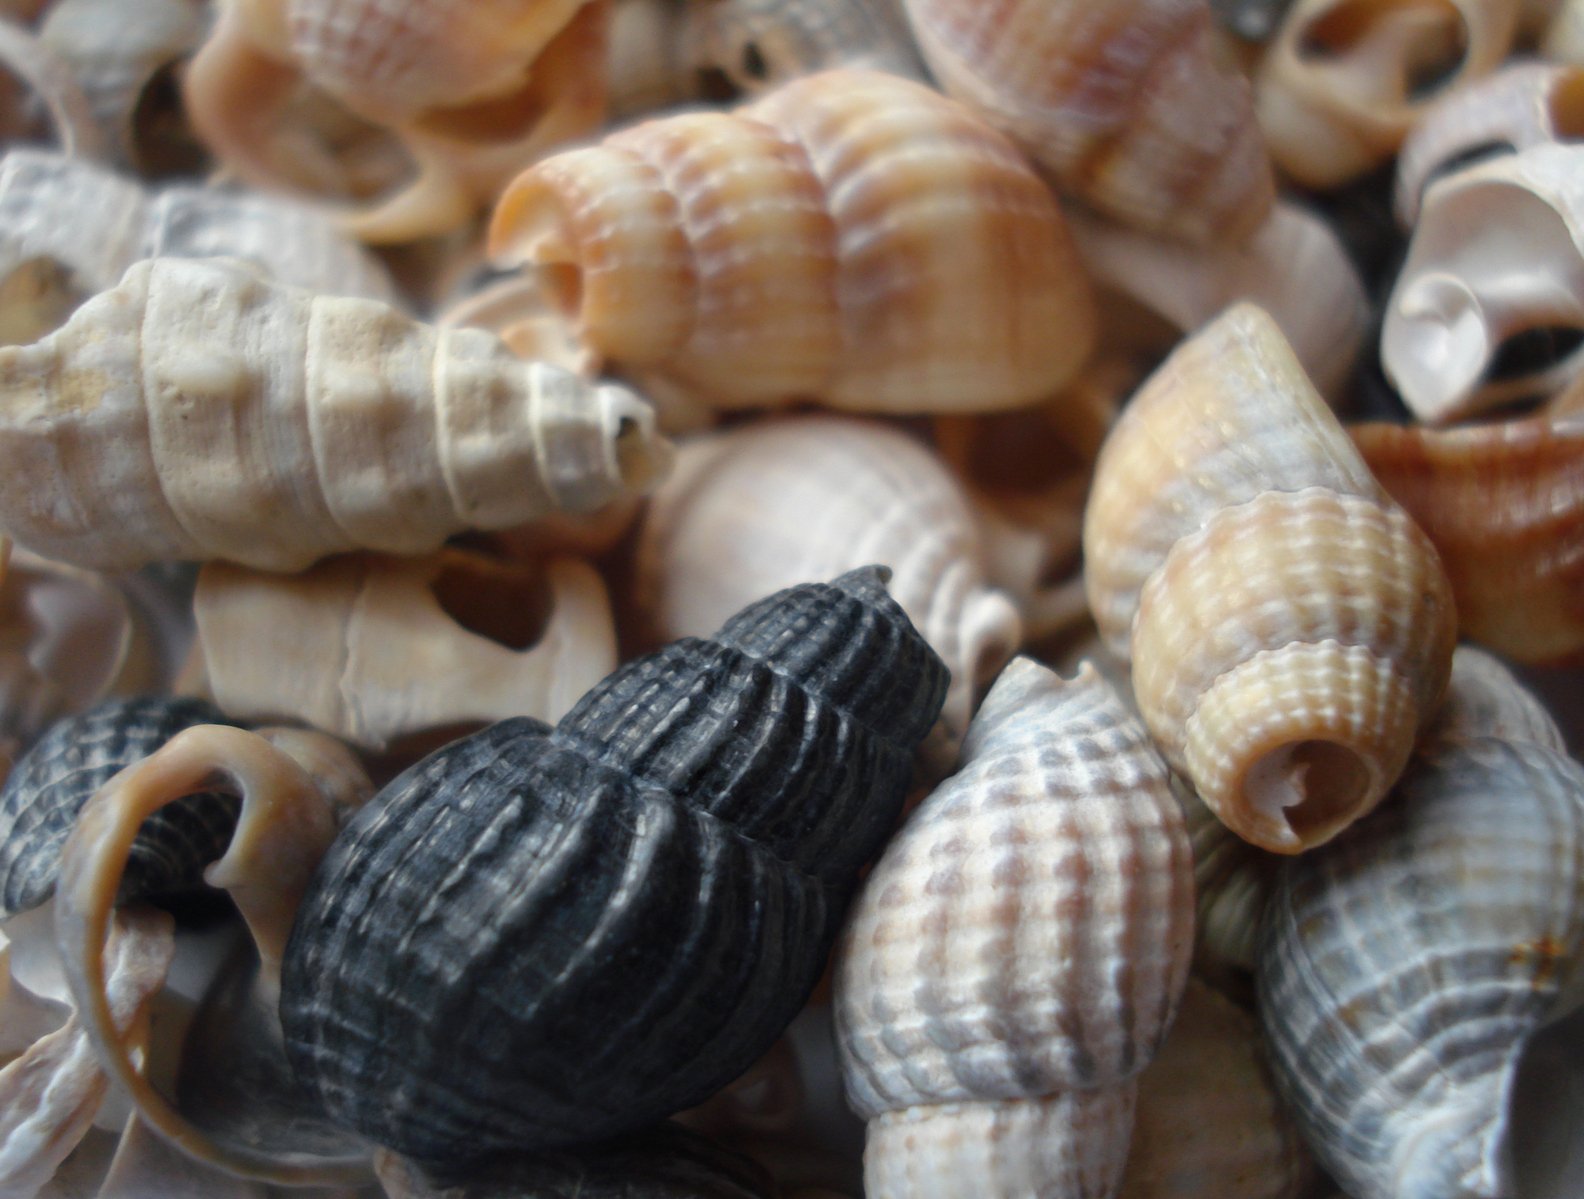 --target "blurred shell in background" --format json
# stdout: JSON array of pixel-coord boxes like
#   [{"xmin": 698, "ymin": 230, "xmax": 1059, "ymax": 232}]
[
  {"xmin": 0, "ymin": 16, "xmax": 103, "ymax": 159},
  {"xmin": 680, "ymin": 0, "xmax": 924, "ymax": 94},
  {"xmin": 606, "ymin": 0, "xmax": 698, "ymax": 121}
]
